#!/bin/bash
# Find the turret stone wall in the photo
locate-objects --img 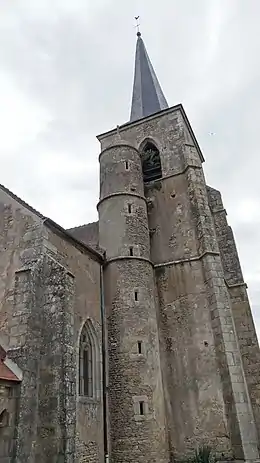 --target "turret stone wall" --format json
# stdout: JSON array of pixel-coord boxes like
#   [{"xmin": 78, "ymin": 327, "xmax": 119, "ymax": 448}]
[{"xmin": 98, "ymin": 140, "xmax": 168, "ymax": 463}]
